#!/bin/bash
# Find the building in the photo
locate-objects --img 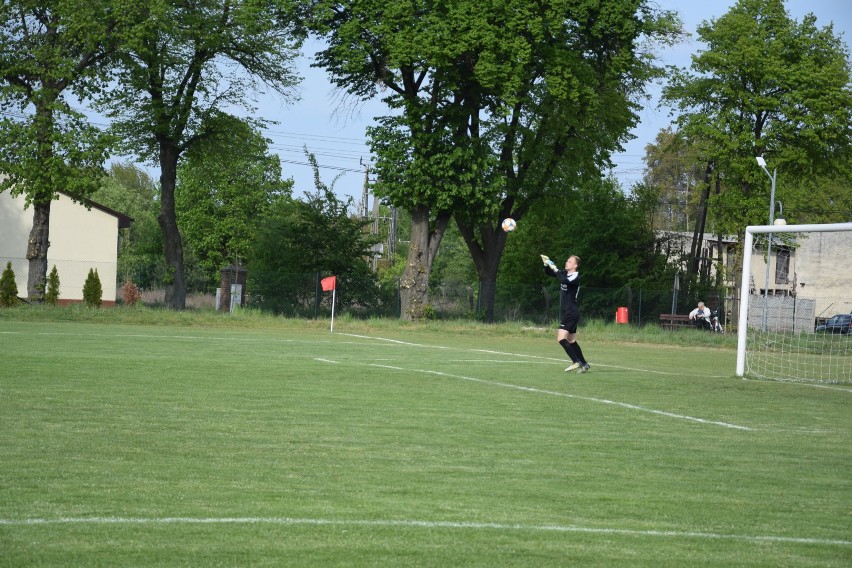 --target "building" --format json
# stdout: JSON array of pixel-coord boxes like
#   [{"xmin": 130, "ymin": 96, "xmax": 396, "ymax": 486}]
[
  {"xmin": 0, "ymin": 191, "xmax": 132, "ymax": 305},
  {"xmin": 658, "ymin": 229, "xmax": 852, "ymax": 326}
]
